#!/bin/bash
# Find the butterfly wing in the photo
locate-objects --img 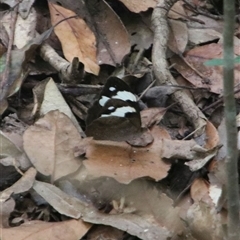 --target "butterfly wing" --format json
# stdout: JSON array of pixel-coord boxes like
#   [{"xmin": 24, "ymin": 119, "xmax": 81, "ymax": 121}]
[{"xmin": 86, "ymin": 77, "xmax": 142, "ymax": 141}]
